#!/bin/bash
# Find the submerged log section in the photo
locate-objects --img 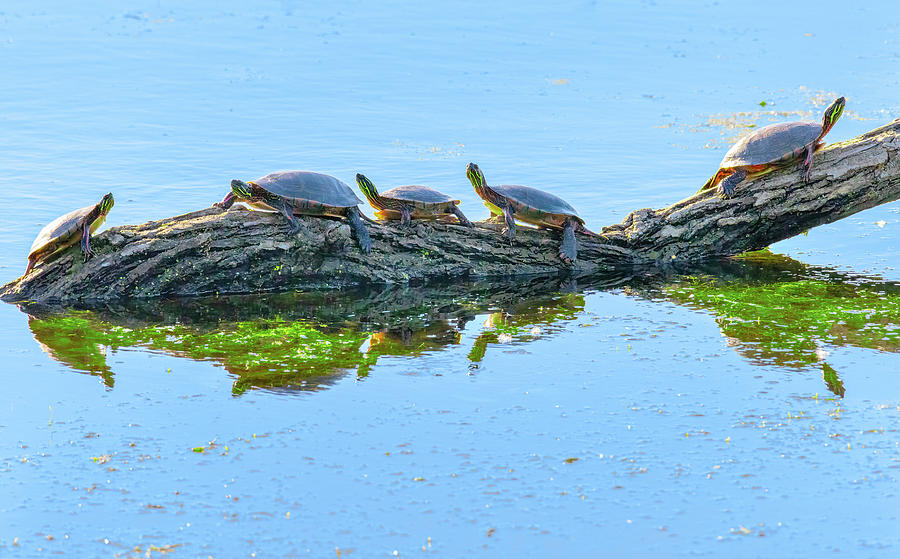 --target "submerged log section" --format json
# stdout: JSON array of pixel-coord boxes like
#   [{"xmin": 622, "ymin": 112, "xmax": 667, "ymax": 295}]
[{"xmin": 3, "ymin": 120, "xmax": 900, "ymax": 303}]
